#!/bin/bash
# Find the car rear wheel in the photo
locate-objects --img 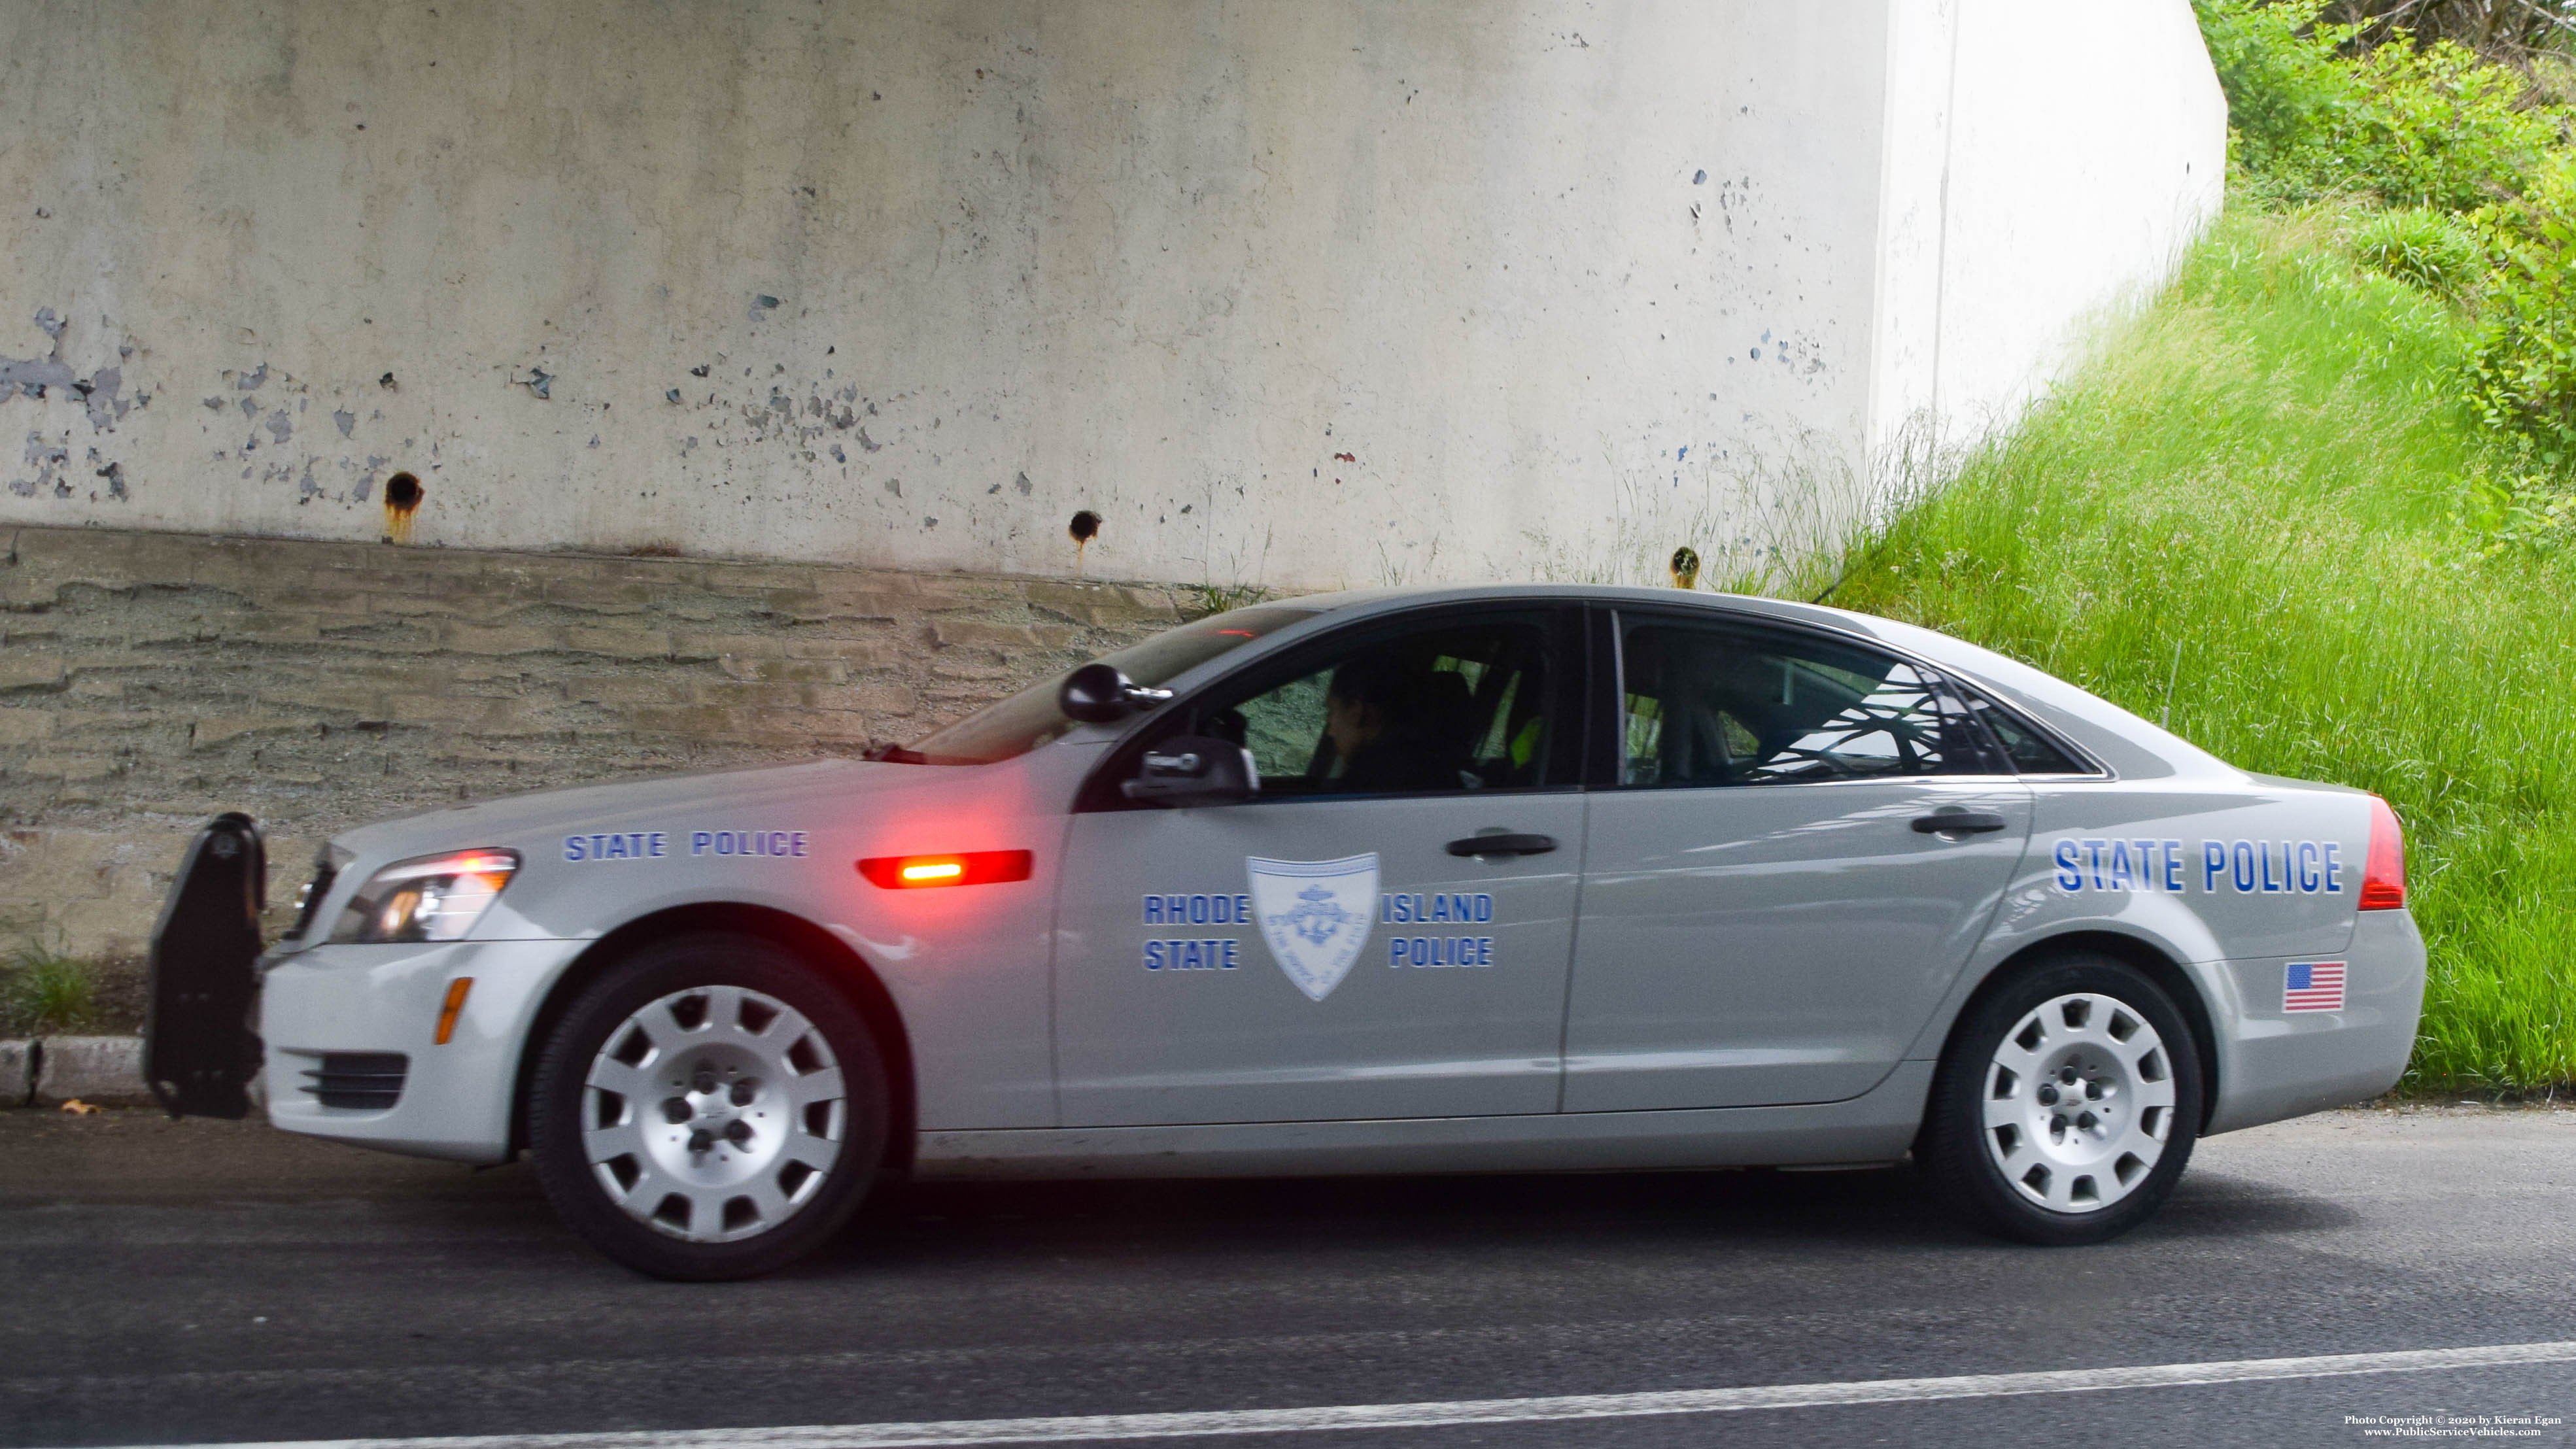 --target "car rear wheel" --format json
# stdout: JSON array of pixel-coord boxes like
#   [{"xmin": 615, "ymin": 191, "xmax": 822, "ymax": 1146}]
[
  {"xmin": 1919, "ymin": 952, "xmax": 2203, "ymax": 1246},
  {"xmin": 529, "ymin": 934, "xmax": 889, "ymax": 1280}
]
